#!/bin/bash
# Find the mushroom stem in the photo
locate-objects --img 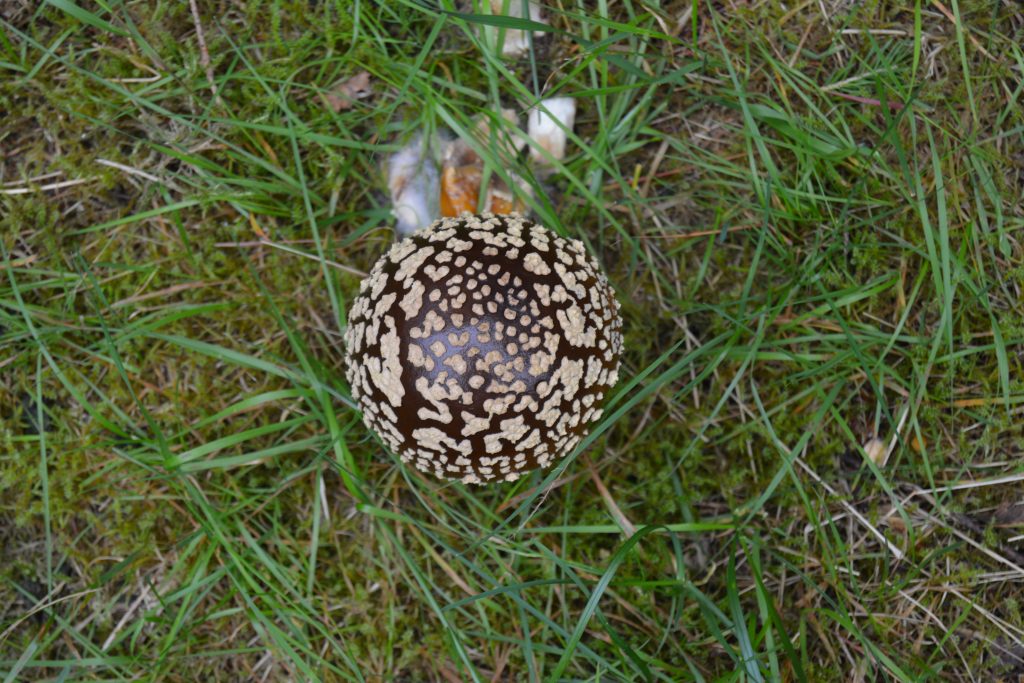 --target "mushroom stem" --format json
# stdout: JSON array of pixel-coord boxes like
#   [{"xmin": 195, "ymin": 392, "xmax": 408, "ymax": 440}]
[
  {"xmin": 387, "ymin": 132, "xmax": 442, "ymax": 237},
  {"xmin": 483, "ymin": 0, "xmax": 547, "ymax": 59},
  {"xmin": 527, "ymin": 97, "xmax": 576, "ymax": 169}
]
